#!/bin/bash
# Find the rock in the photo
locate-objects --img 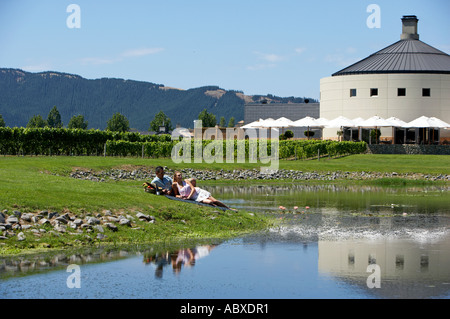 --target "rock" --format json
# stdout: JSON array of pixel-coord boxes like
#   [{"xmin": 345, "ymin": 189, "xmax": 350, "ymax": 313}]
[
  {"xmin": 86, "ymin": 217, "xmax": 100, "ymax": 225},
  {"xmin": 39, "ymin": 218, "xmax": 50, "ymax": 225},
  {"xmin": 55, "ymin": 216, "xmax": 68, "ymax": 224},
  {"xmin": 0, "ymin": 212, "xmax": 5, "ymax": 224},
  {"xmin": 54, "ymin": 225, "xmax": 67, "ymax": 233},
  {"xmin": 119, "ymin": 219, "xmax": 131, "ymax": 226},
  {"xmin": 136, "ymin": 212, "xmax": 150, "ymax": 221},
  {"xmin": 31, "ymin": 215, "xmax": 41, "ymax": 223},
  {"xmin": 20, "ymin": 213, "xmax": 32, "ymax": 222},
  {"xmin": 96, "ymin": 233, "xmax": 106, "ymax": 240},
  {"xmin": 93, "ymin": 225, "xmax": 104, "ymax": 233},
  {"xmin": 73, "ymin": 219, "xmax": 83, "ymax": 226},
  {"xmin": 48, "ymin": 212, "xmax": 59, "ymax": 219},
  {"xmin": 68, "ymin": 222, "xmax": 78, "ymax": 229},
  {"xmin": 17, "ymin": 232, "xmax": 26, "ymax": 241},
  {"xmin": 13, "ymin": 210, "xmax": 22, "ymax": 218},
  {"xmin": 105, "ymin": 223, "xmax": 118, "ymax": 231},
  {"xmin": 6, "ymin": 216, "xmax": 19, "ymax": 224}
]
